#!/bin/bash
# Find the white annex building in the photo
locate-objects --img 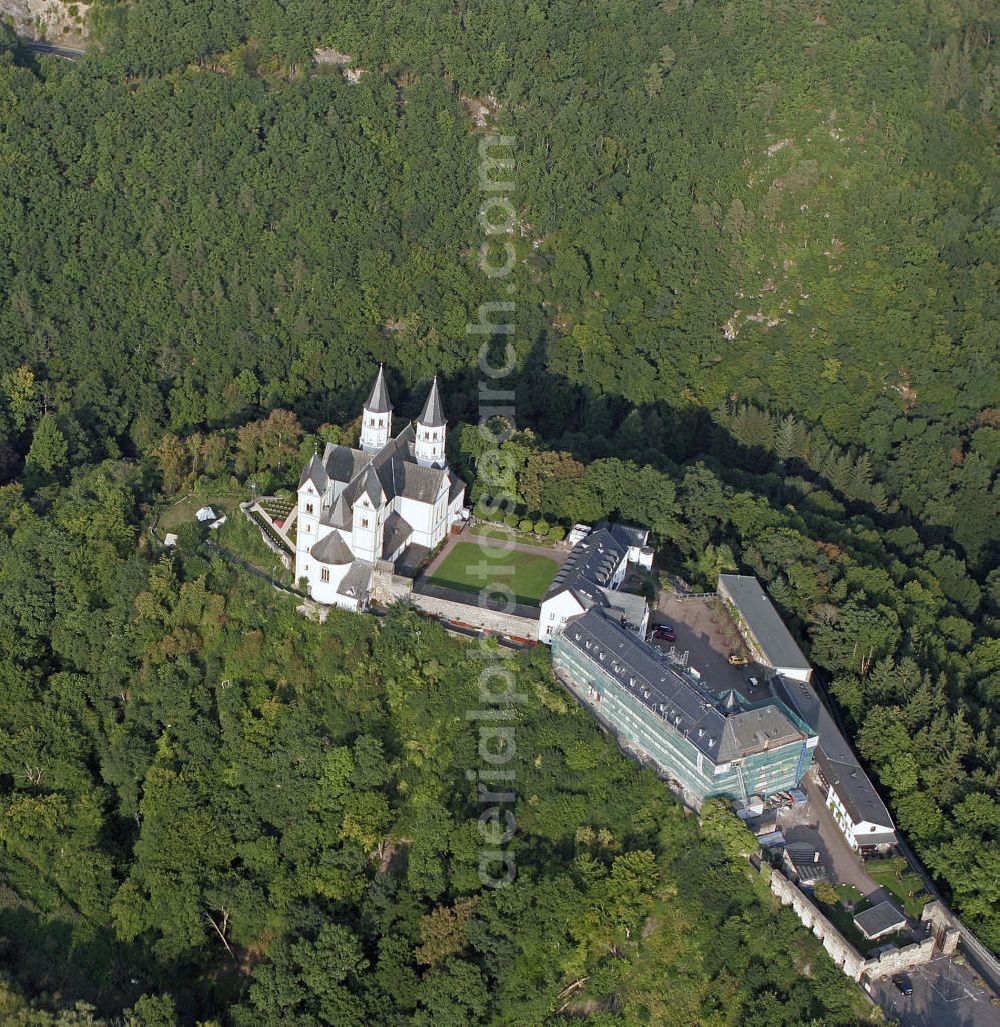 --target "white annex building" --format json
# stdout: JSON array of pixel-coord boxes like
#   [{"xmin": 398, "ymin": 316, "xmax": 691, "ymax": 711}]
[
  {"xmin": 538, "ymin": 523, "xmax": 653, "ymax": 644},
  {"xmin": 295, "ymin": 366, "xmax": 466, "ymax": 609}
]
